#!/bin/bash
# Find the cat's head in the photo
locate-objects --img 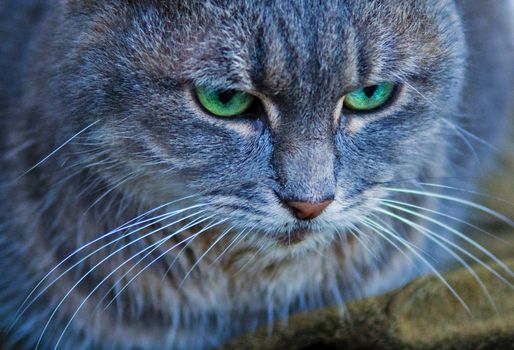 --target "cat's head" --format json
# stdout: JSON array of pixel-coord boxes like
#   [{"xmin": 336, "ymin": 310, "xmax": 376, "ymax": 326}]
[{"xmin": 49, "ymin": 0, "xmax": 466, "ymax": 250}]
